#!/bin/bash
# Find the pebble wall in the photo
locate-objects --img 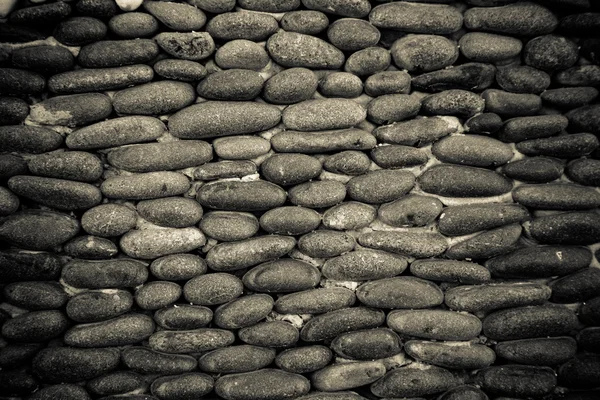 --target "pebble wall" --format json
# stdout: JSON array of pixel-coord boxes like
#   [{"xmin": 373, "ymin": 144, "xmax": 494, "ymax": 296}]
[{"xmin": 1, "ymin": 0, "xmax": 600, "ymax": 399}]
